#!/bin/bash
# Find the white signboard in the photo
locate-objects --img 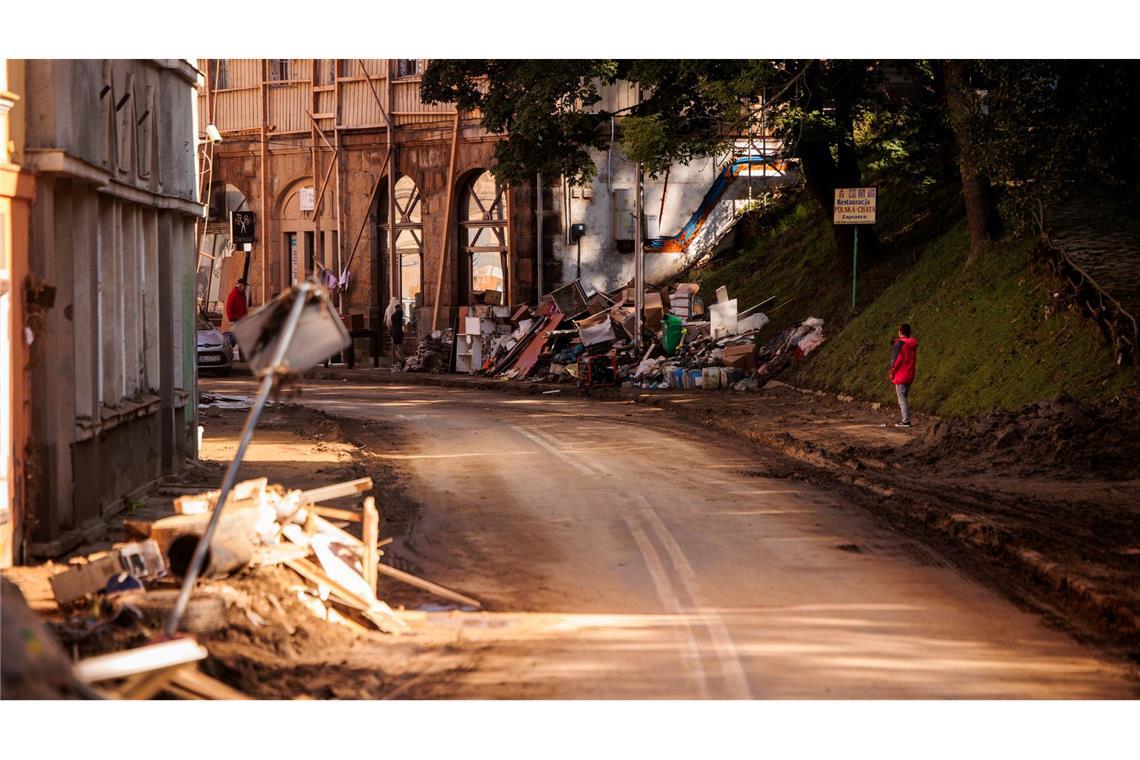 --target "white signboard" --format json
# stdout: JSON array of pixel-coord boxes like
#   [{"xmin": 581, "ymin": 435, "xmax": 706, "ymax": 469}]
[
  {"xmin": 833, "ymin": 187, "xmax": 877, "ymax": 224},
  {"xmin": 299, "ymin": 187, "xmax": 316, "ymax": 212}
]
